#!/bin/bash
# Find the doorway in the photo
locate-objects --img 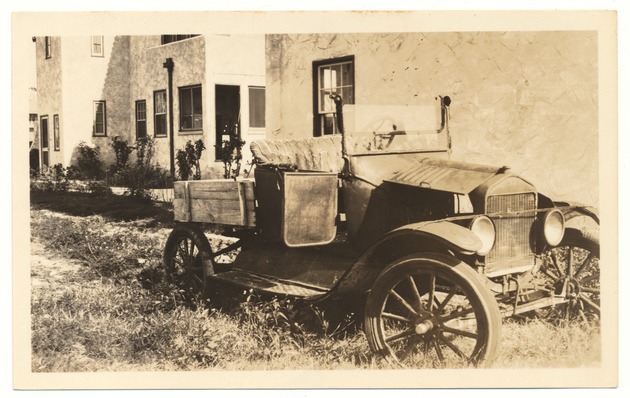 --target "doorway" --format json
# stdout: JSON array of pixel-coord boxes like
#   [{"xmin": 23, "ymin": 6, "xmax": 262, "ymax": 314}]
[{"xmin": 215, "ymin": 85, "xmax": 240, "ymax": 160}]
